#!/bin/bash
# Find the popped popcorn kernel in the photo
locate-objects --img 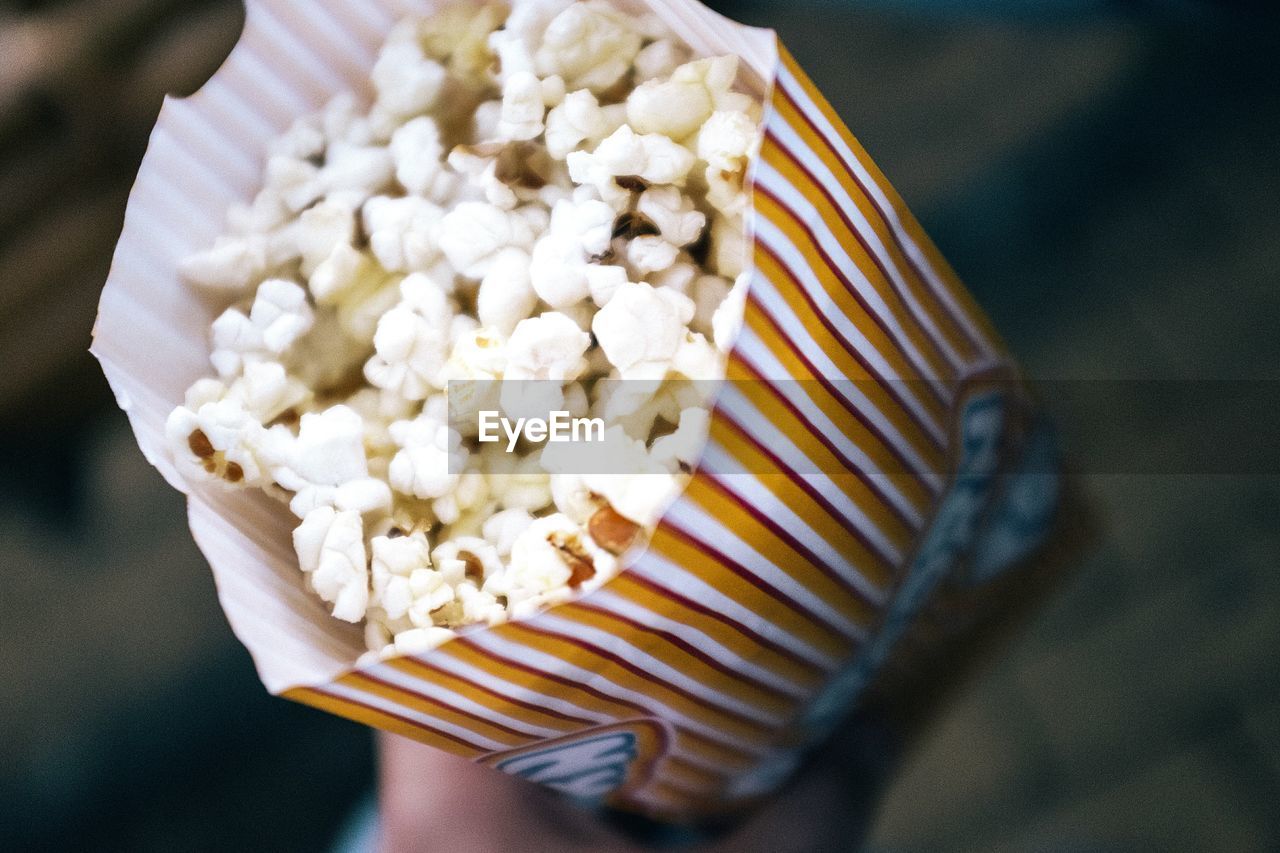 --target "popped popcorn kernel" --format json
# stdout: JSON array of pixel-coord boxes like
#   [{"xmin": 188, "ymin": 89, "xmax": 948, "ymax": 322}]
[{"xmin": 169, "ymin": 0, "xmax": 761, "ymax": 652}]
